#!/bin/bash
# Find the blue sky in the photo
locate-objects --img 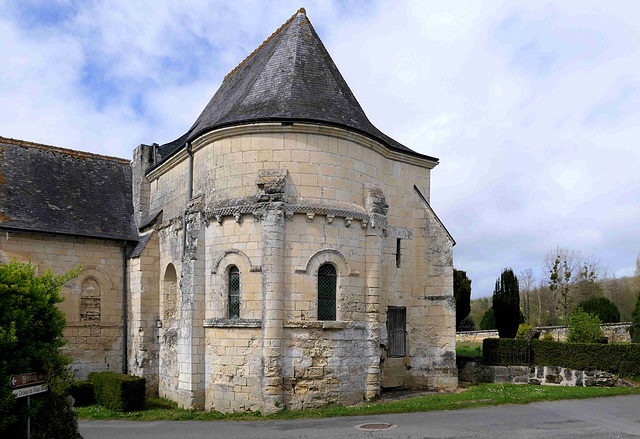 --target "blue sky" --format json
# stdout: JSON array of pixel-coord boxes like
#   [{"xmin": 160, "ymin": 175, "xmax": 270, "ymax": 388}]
[{"xmin": 1, "ymin": 0, "xmax": 639, "ymax": 297}]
